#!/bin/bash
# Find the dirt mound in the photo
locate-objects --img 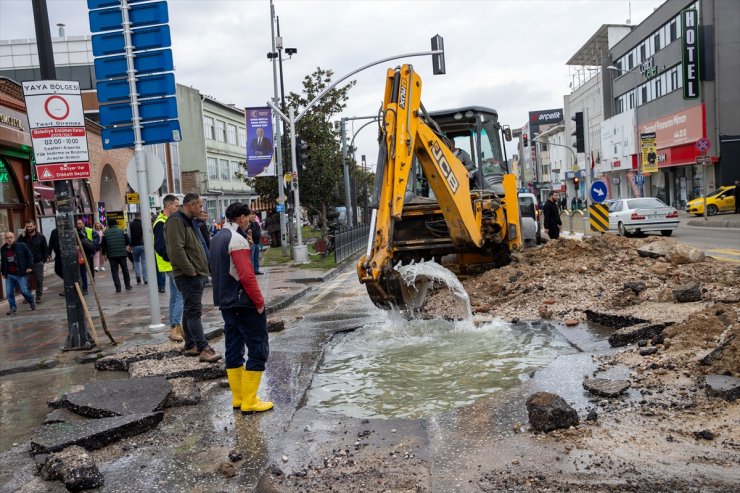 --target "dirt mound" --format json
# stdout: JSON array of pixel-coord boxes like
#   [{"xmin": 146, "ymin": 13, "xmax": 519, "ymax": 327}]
[
  {"xmin": 424, "ymin": 236, "xmax": 740, "ymax": 325},
  {"xmin": 662, "ymin": 304, "xmax": 740, "ymax": 377}
]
